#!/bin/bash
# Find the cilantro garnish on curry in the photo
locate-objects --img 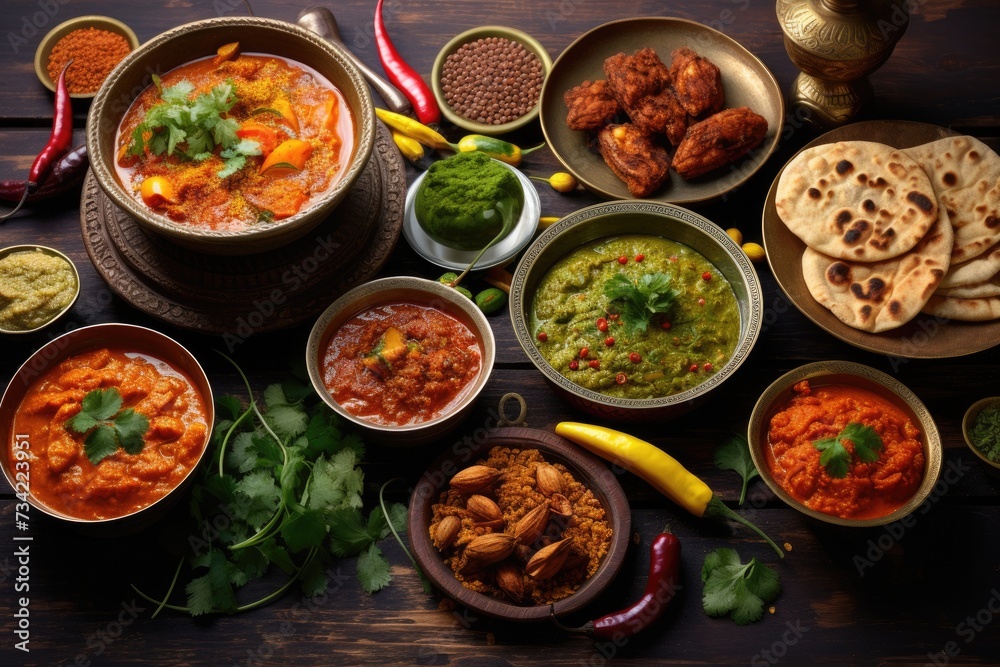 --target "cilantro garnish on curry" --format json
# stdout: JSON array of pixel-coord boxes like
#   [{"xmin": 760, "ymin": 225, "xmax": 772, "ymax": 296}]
[
  {"xmin": 66, "ymin": 387, "xmax": 150, "ymax": 464},
  {"xmin": 530, "ymin": 235, "xmax": 740, "ymax": 399}
]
